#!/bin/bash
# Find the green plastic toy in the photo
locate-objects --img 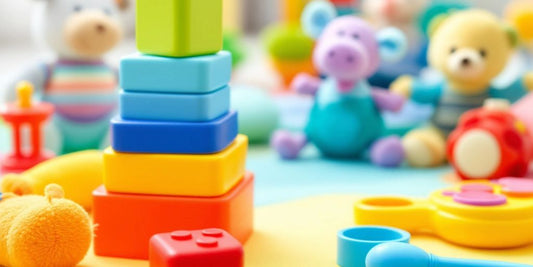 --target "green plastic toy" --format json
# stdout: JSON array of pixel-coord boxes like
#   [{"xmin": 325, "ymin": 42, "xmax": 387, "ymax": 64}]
[
  {"xmin": 223, "ymin": 31, "xmax": 246, "ymax": 67},
  {"xmin": 263, "ymin": 23, "xmax": 314, "ymax": 61},
  {"xmin": 136, "ymin": 0, "xmax": 223, "ymax": 57}
]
